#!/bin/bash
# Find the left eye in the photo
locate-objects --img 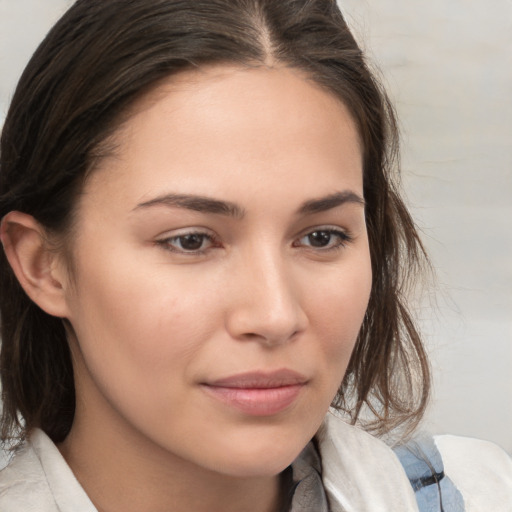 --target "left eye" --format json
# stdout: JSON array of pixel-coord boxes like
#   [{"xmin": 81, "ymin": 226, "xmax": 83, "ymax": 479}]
[
  {"xmin": 295, "ymin": 229, "xmax": 351, "ymax": 250},
  {"xmin": 158, "ymin": 232, "xmax": 215, "ymax": 253}
]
